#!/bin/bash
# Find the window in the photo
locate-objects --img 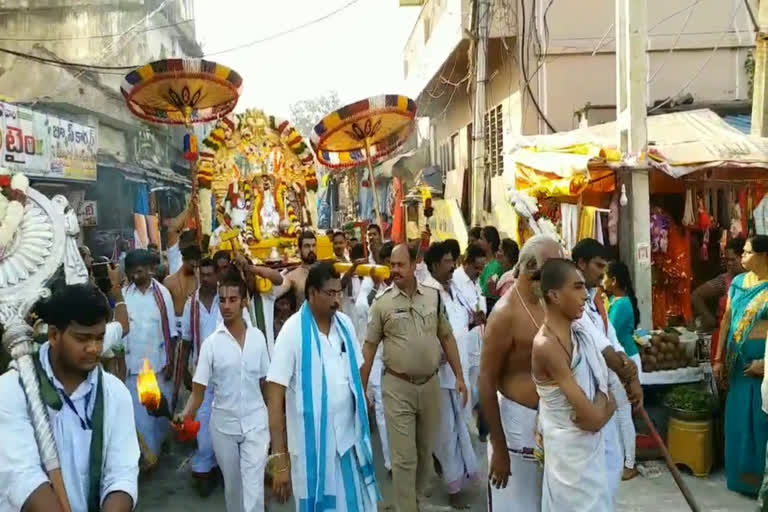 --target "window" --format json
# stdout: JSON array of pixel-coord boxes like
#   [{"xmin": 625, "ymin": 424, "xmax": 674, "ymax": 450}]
[
  {"xmin": 438, "ymin": 139, "xmax": 454, "ymax": 172},
  {"xmin": 484, "ymin": 104, "xmax": 504, "ymax": 177}
]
